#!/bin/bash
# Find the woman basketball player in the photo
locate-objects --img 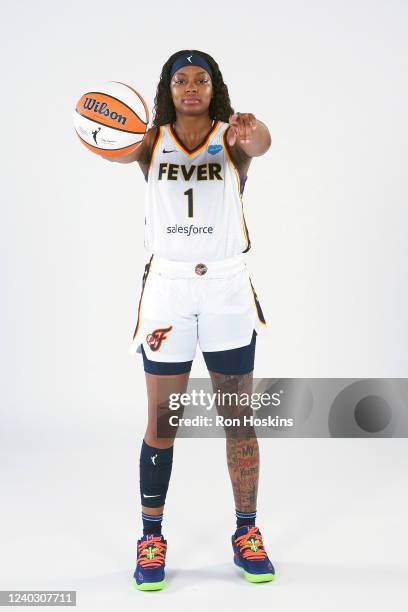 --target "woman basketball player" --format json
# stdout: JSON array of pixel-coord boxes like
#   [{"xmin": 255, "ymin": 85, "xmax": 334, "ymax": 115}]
[{"xmin": 106, "ymin": 50, "xmax": 275, "ymax": 590}]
